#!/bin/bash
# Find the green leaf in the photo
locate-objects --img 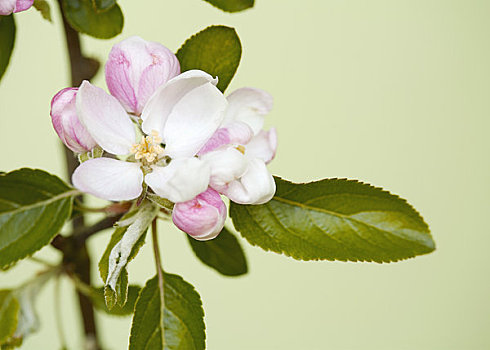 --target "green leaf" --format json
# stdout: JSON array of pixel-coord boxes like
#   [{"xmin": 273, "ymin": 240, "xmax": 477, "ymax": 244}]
[
  {"xmin": 176, "ymin": 25, "xmax": 242, "ymax": 92},
  {"xmin": 187, "ymin": 227, "xmax": 248, "ymax": 276},
  {"xmin": 99, "ymin": 202, "xmax": 156, "ymax": 308},
  {"xmin": 0, "ymin": 169, "xmax": 77, "ymax": 269},
  {"xmin": 6, "ymin": 270, "xmax": 54, "ymax": 347},
  {"xmin": 0, "ymin": 290, "xmax": 19, "ymax": 345},
  {"xmin": 90, "ymin": 285, "xmax": 140, "ymax": 316},
  {"xmin": 230, "ymin": 177, "xmax": 435, "ymax": 263},
  {"xmin": 33, "ymin": 0, "xmax": 52, "ymax": 22},
  {"xmin": 92, "ymin": 0, "xmax": 116, "ymax": 12},
  {"xmin": 129, "ymin": 273, "xmax": 205, "ymax": 350},
  {"xmin": 62, "ymin": 0, "xmax": 123, "ymax": 39},
  {"xmin": 202, "ymin": 0, "xmax": 254, "ymax": 13},
  {"xmin": 146, "ymin": 193, "xmax": 174, "ymax": 211},
  {"xmin": 0, "ymin": 15, "xmax": 15, "ymax": 83}
]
